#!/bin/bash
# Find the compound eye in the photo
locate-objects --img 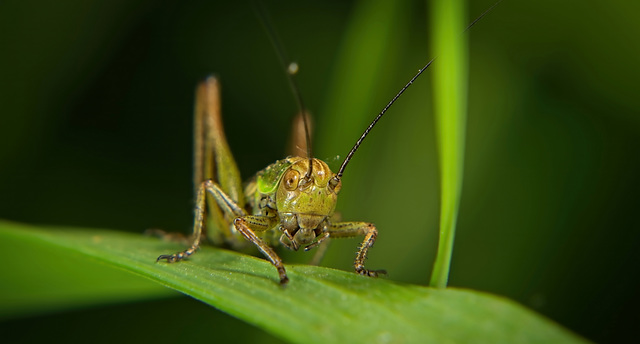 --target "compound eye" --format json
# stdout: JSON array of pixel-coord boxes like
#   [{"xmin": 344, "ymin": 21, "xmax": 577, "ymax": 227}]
[{"xmin": 283, "ymin": 169, "xmax": 300, "ymax": 191}]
